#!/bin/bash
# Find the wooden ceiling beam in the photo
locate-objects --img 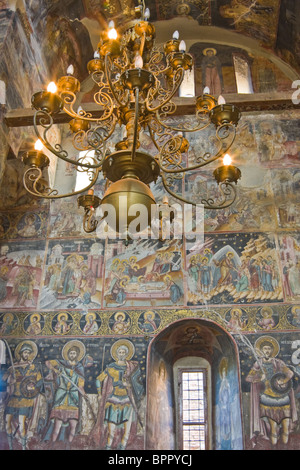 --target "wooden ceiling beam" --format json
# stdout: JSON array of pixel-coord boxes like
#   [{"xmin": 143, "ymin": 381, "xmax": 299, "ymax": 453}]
[{"xmin": 4, "ymin": 93, "xmax": 299, "ymax": 128}]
